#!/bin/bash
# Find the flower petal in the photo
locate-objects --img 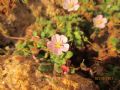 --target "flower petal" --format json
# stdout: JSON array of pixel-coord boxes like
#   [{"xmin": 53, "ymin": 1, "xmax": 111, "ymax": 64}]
[
  {"xmin": 63, "ymin": 4, "xmax": 68, "ymax": 9},
  {"xmin": 72, "ymin": 0, "xmax": 78, "ymax": 4},
  {"xmin": 97, "ymin": 15, "xmax": 103, "ymax": 19},
  {"xmin": 60, "ymin": 35, "xmax": 68, "ymax": 43},
  {"xmin": 47, "ymin": 41, "xmax": 54, "ymax": 51},
  {"xmin": 103, "ymin": 18, "xmax": 107, "ymax": 24},
  {"xmin": 73, "ymin": 4, "xmax": 80, "ymax": 11},
  {"xmin": 93, "ymin": 18, "xmax": 97, "ymax": 23},
  {"xmin": 52, "ymin": 34, "xmax": 60, "ymax": 42},
  {"xmin": 53, "ymin": 48, "xmax": 63, "ymax": 55},
  {"xmin": 98, "ymin": 24, "xmax": 105, "ymax": 29},
  {"xmin": 61, "ymin": 44, "xmax": 69, "ymax": 52},
  {"xmin": 65, "ymin": 0, "xmax": 70, "ymax": 3},
  {"xmin": 68, "ymin": 8, "xmax": 74, "ymax": 12},
  {"xmin": 63, "ymin": 0, "xmax": 70, "ymax": 9}
]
